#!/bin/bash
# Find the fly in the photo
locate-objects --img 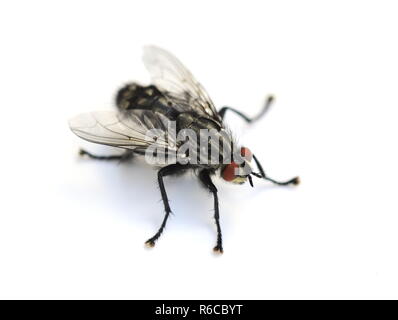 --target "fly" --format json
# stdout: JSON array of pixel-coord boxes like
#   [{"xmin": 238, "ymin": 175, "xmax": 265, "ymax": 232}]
[{"xmin": 69, "ymin": 46, "xmax": 299, "ymax": 253}]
